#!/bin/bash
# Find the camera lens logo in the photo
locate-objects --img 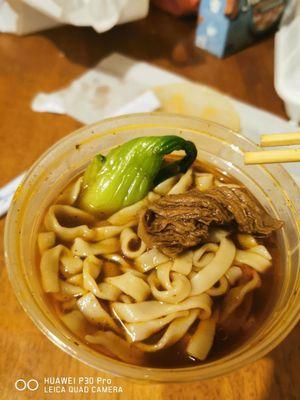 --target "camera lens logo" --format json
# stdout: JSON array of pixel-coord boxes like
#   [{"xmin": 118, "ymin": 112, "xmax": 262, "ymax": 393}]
[{"xmin": 15, "ymin": 379, "xmax": 39, "ymax": 391}]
